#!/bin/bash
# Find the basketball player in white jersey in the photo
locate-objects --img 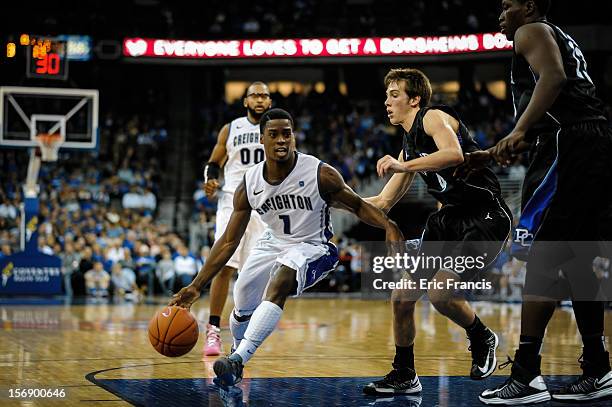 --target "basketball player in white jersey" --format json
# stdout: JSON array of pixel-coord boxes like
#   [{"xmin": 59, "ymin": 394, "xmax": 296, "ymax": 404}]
[
  {"xmin": 202, "ymin": 82, "xmax": 272, "ymax": 356},
  {"xmin": 171, "ymin": 108, "xmax": 403, "ymax": 387}
]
